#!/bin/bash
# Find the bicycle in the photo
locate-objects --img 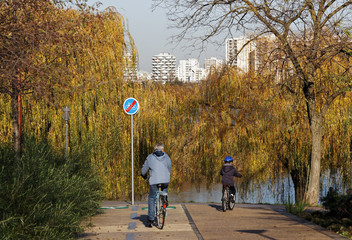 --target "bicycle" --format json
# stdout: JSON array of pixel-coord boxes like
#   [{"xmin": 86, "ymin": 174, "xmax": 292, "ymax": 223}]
[
  {"xmin": 154, "ymin": 184, "xmax": 168, "ymax": 229},
  {"xmin": 221, "ymin": 185, "xmax": 236, "ymax": 212}
]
